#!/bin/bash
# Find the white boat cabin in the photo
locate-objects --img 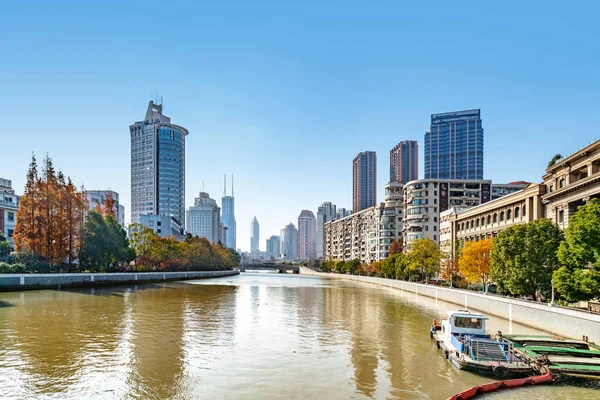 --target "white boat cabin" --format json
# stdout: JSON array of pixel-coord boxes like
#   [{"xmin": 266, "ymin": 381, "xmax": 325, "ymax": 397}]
[{"xmin": 441, "ymin": 310, "xmax": 488, "ymax": 337}]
